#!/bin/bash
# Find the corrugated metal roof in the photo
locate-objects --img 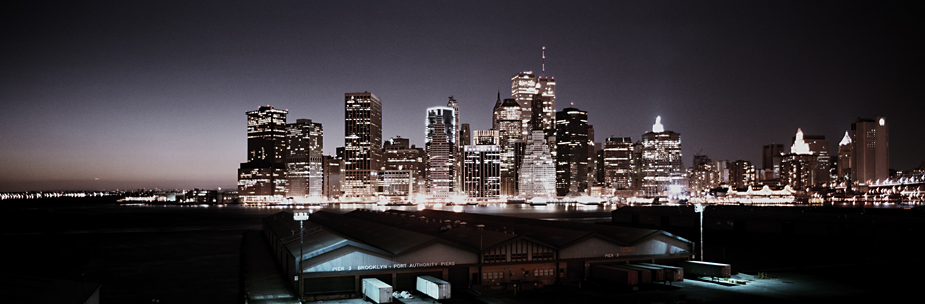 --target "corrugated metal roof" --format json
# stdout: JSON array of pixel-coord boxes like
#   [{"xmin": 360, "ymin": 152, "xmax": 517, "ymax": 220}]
[
  {"xmin": 263, "ymin": 212, "xmax": 391, "ymax": 260},
  {"xmin": 308, "ymin": 211, "xmax": 442, "ymax": 255},
  {"xmin": 345, "ymin": 209, "xmax": 681, "ymax": 248},
  {"xmin": 264, "ymin": 209, "xmax": 691, "ymax": 260}
]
